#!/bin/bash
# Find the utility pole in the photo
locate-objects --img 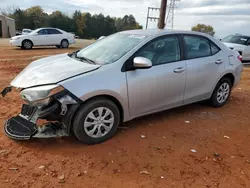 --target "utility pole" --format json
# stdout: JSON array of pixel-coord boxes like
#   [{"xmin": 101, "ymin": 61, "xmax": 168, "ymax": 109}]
[
  {"xmin": 145, "ymin": 7, "xmax": 160, "ymax": 29},
  {"xmin": 158, "ymin": 0, "xmax": 167, "ymax": 29}
]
